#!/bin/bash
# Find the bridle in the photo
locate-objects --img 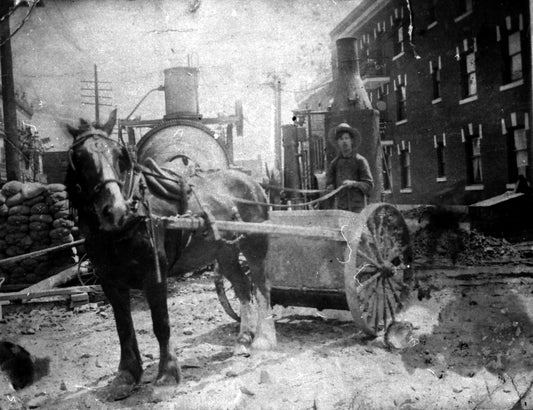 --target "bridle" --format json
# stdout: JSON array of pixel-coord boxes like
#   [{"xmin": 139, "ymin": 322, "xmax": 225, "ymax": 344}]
[{"xmin": 68, "ymin": 129, "xmax": 135, "ymax": 202}]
